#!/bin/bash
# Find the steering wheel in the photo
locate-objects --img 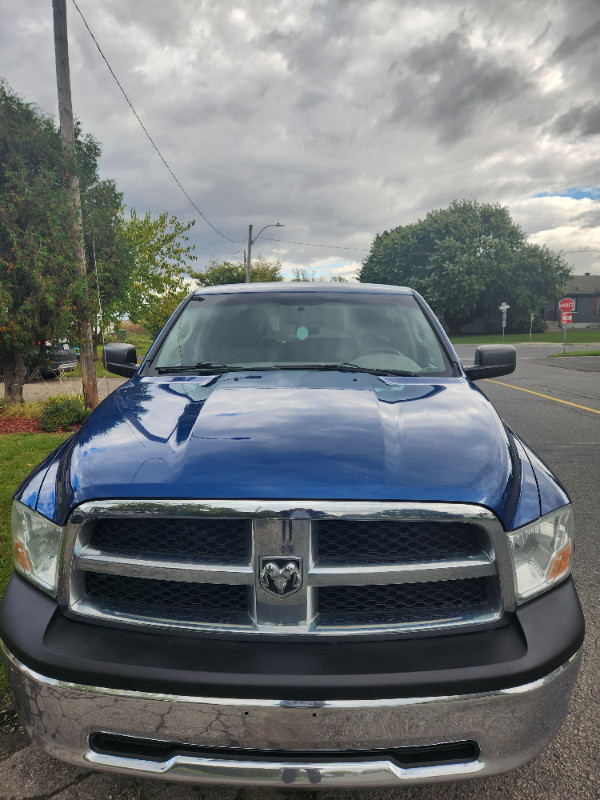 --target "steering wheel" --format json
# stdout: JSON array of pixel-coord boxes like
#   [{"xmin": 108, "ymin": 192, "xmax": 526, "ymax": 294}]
[{"xmin": 357, "ymin": 347, "xmax": 404, "ymax": 356}]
